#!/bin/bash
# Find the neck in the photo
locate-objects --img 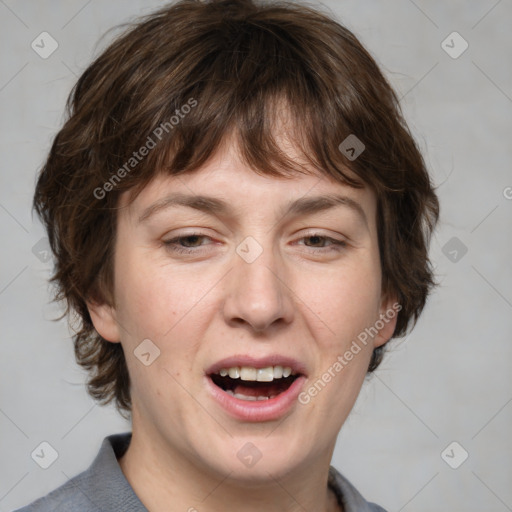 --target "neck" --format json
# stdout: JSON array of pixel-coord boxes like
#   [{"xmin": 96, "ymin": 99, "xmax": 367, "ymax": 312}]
[{"xmin": 118, "ymin": 421, "xmax": 342, "ymax": 512}]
